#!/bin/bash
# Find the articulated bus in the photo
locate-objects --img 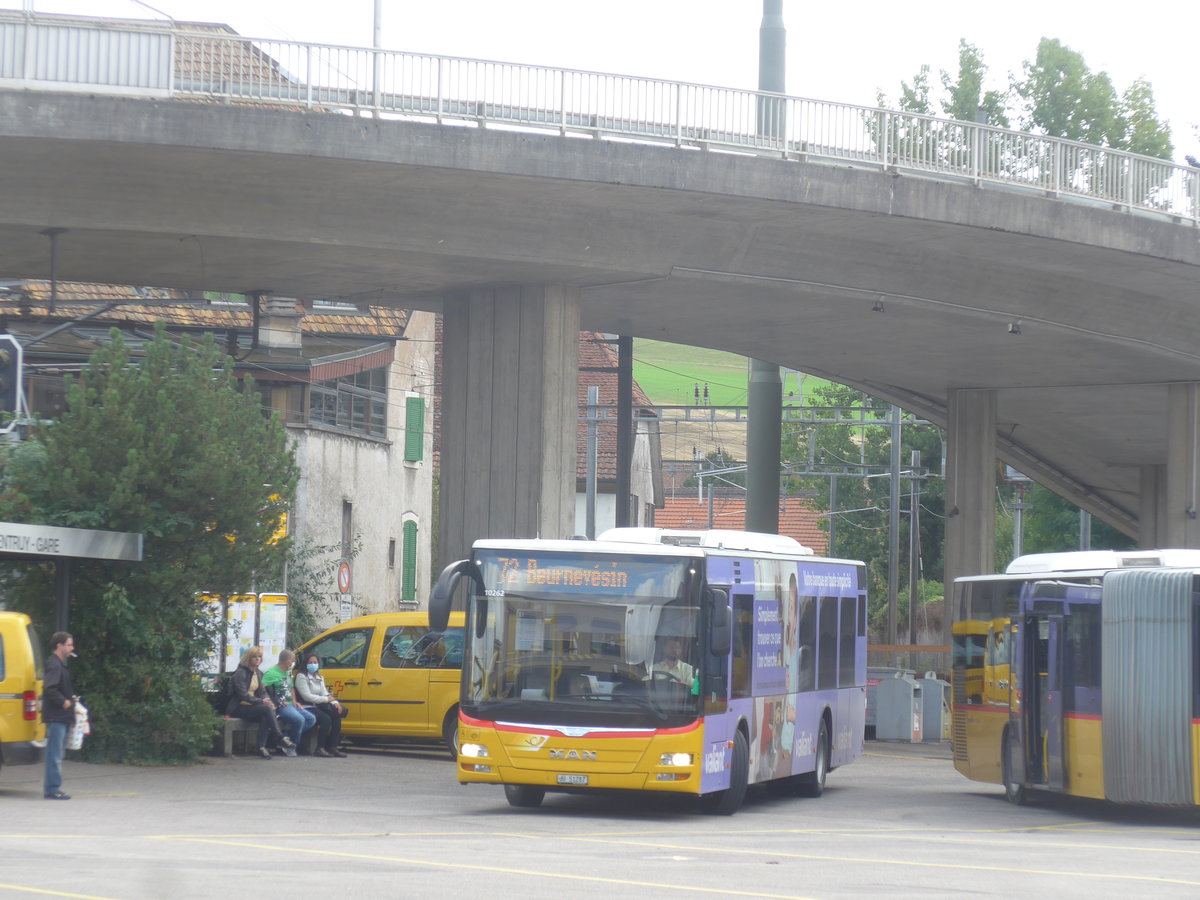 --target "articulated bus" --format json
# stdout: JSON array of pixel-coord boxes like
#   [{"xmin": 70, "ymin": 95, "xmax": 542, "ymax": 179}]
[
  {"xmin": 430, "ymin": 528, "xmax": 868, "ymax": 814},
  {"xmin": 951, "ymin": 548, "xmax": 1200, "ymax": 806}
]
